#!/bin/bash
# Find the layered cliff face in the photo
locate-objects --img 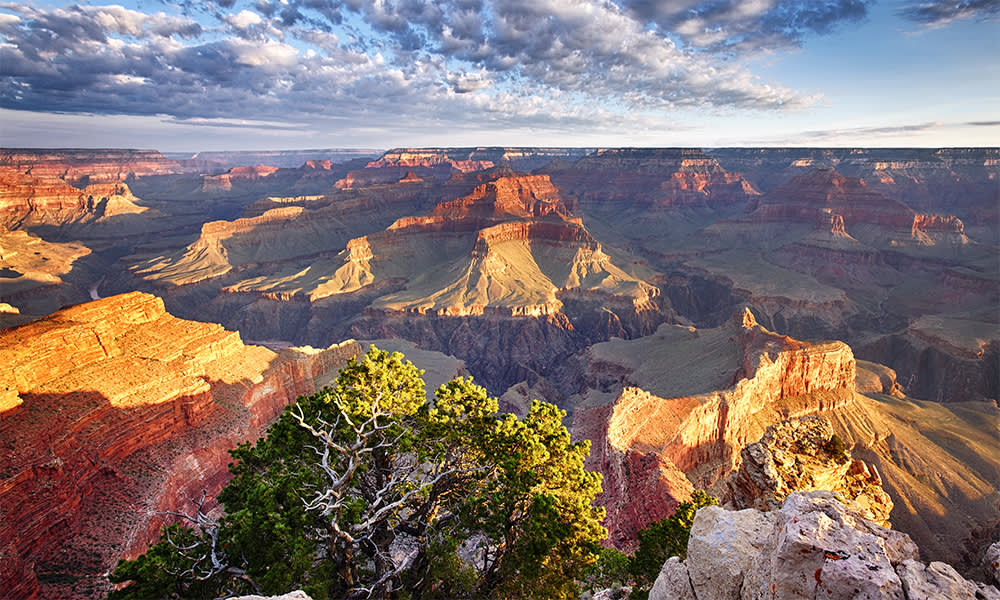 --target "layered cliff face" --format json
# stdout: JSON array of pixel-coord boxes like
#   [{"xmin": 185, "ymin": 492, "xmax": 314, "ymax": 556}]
[
  {"xmin": 123, "ymin": 170, "xmax": 670, "ymax": 392},
  {"xmin": 710, "ymin": 147, "xmax": 1000, "ymax": 244},
  {"xmin": 544, "ymin": 147, "xmax": 757, "ymax": 213},
  {"xmin": 571, "ymin": 309, "xmax": 1000, "ymax": 568},
  {"xmin": 0, "ymin": 149, "xmax": 186, "ymax": 185},
  {"xmin": 742, "ymin": 168, "xmax": 970, "ymax": 249},
  {"xmin": 367, "ymin": 147, "xmax": 594, "ymax": 172},
  {"xmin": 0, "ymin": 292, "xmax": 361, "ymax": 599},
  {"xmin": 164, "ymin": 148, "xmax": 381, "ymax": 170},
  {"xmin": 573, "ymin": 309, "xmax": 857, "ymax": 547},
  {"xmin": 0, "ymin": 168, "xmax": 163, "ymax": 233}
]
